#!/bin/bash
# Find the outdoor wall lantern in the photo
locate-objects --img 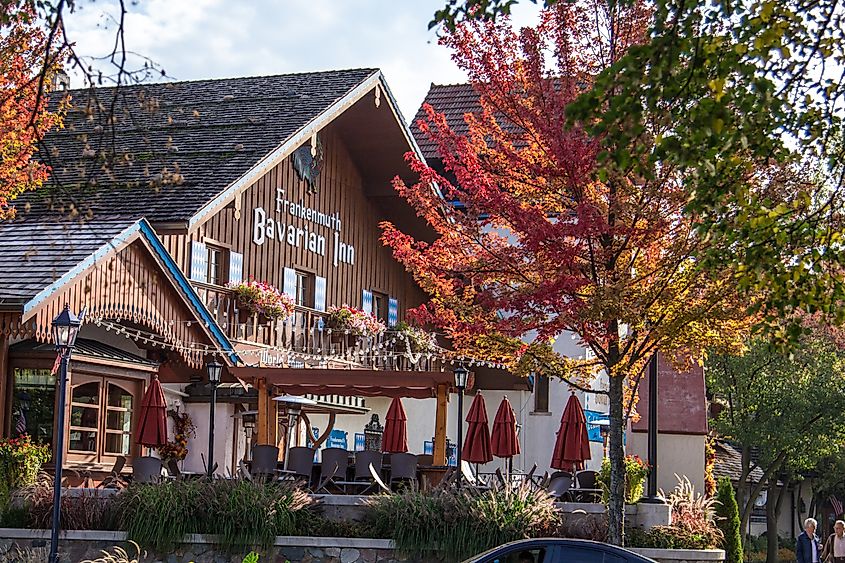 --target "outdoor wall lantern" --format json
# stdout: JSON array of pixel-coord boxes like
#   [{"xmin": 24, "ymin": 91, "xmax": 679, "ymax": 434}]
[
  {"xmin": 454, "ymin": 365, "xmax": 469, "ymax": 488},
  {"xmin": 206, "ymin": 359, "xmax": 224, "ymax": 477},
  {"xmin": 49, "ymin": 304, "xmax": 83, "ymax": 563}
]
